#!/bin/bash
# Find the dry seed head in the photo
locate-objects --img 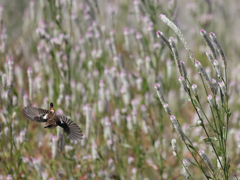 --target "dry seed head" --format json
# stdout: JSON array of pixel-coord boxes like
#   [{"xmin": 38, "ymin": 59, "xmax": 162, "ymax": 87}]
[
  {"xmin": 159, "ymin": 14, "xmax": 196, "ymax": 64},
  {"xmin": 206, "ymin": 51, "xmax": 214, "ymax": 67},
  {"xmin": 213, "ymin": 60, "xmax": 223, "ymax": 79},
  {"xmin": 192, "ymin": 84, "xmax": 198, "ymax": 94},
  {"xmin": 210, "ymin": 79, "xmax": 218, "ymax": 95},
  {"xmin": 2, "ymin": 73, "xmax": 6, "ymax": 88},
  {"xmin": 155, "ymin": 83, "xmax": 166, "ymax": 105},
  {"xmin": 209, "ymin": 32, "xmax": 227, "ymax": 67},
  {"xmin": 195, "ymin": 61, "xmax": 210, "ymax": 82},
  {"xmin": 52, "ymin": 135, "xmax": 58, "ymax": 159},
  {"xmin": 180, "ymin": 61, "xmax": 187, "ymax": 79},
  {"xmin": 179, "ymin": 76, "xmax": 188, "ymax": 93},
  {"xmin": 171, "ymin": 139, "xmax": 177, "ymax": 156},
  {"xmin": 199, "ymin": 150, "xmax": 214, "ymax": 173},
  {"xmin": 195, "ymin": 61, "xmax": 214, "ymax": 93},
  {"xmin": 200, "ymin": 29, "xmax": 217, "ymax": 59},
  {"xmin": 169, "ymin": 37, "xmax": 183, "ymax": 76},
  {"xmin": 170, "ymin": 115, "xmax": 185, "ymax": 142},
  {"xmin": 27, "ymin": 67, "xmax": 33, "ymax": 103},
  {"xmin": 182, "ymin": 159, "xmax": 190, "ymax": 179}
]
